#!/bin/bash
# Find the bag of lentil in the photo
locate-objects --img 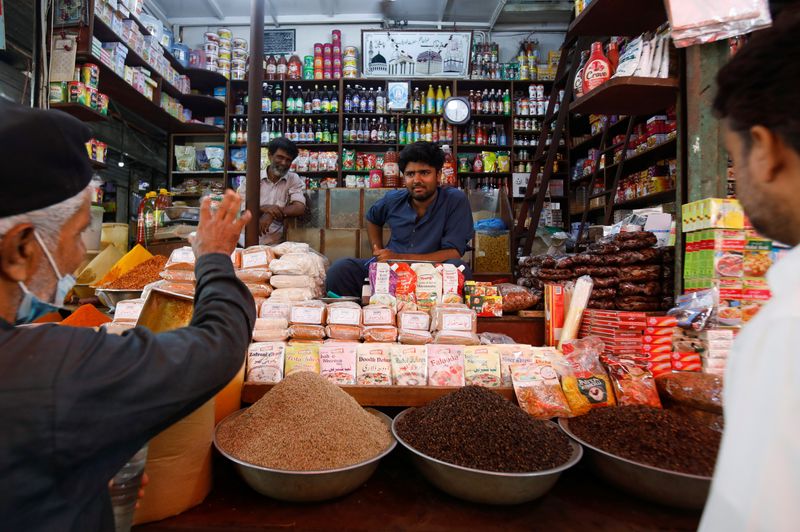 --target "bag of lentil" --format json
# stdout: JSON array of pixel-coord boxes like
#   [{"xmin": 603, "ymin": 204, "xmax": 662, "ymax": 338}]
[{"xmin": 560, "ymin": 336, "xmax": 616, "ymax": 415}]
